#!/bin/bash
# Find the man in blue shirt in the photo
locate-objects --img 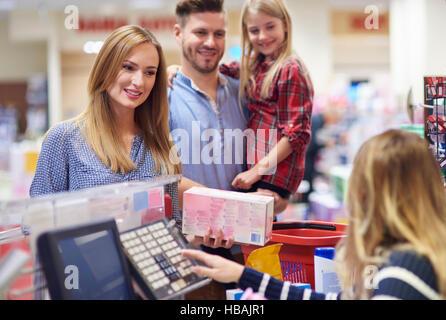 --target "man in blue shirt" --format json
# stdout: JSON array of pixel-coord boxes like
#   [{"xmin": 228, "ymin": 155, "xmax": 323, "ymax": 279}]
[
  {"xmin": 168, "ymin": 0, "xmax": 246, "ymax": 300},
  {"xmin": 169, "ymin": 10, "xmax": 247, "ymax": 192},
  {"xmin": 170, "ymin": 0, "xmax": 289, "ymax": 210},
  {"xmin": 168, "ymin": 0, "xmax": 289, "ymax": 300}
]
